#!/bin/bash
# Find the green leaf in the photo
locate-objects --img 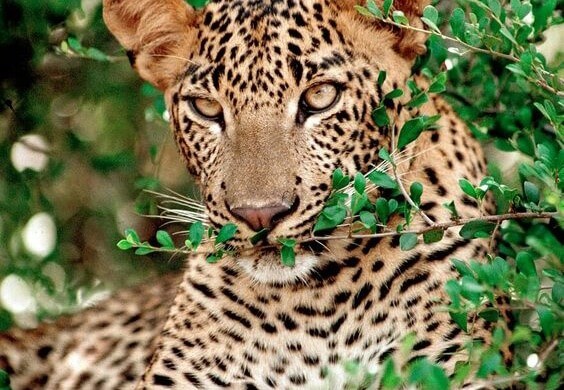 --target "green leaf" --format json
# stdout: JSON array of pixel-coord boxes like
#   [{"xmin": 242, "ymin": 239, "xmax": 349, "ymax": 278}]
[
  {"xmin": 250, "ymin": 228, "xmax": 268, "ymax": 246},
  {"xmin": 428, "ymin": 72, "xmax": 447, "ymax": 93},
  {"xmin": 117, "ymin": 239, "xmax": 133, "ymax": 250},
  {"xmin": 360, "ymin": 211, "xmax": 377, "ymax": 232},
  {"xmin": 537, "ymin": 306, "xmax": 556, "ymax": 336},
  {"xmin": 354, "ymin": 5, "xmax": 373, "ymax": 17},
  {"xmin": 388, "ymin": 199, "xmax": 398, "ymax": 214},
  {"xmin": 187, "ymin": 0, "xmax": 209, "ymax": 8},
  {"xmin": 375, "ymin": 198, "xmax": 390, "ymax": 225},
  {"xmin": 392, "ymin": 10, "xmax": 409, "ymax": 25},
  {"xmin": 516, "ymin": 251, "xmax": 536, "ymax": 277},
  {"xmin": 478, "ymin": 308, "xmax": 499, "ymax": 322},
  {"xmin": 552, "ymin": 282, "xmax": 563, "ymax": 305},
  {"xmin": 378, "ymin": 148, "xmax": 392, "ymax": 163},
  {"xmin": 372, "ymin": 105, "xmax": 390, "ymax": 126},
  {"xmin": 314, "ymin": 205, "xmax": 347, "ymax": 232},
  {"xmin": 397, "ymin": 115, "xmax": 439, "ymax": 150},
  {"xmin": 354, "ymin": 172, "xmax": 366, "ymax": 194},
  {"xmin": 189, "ymin": 222, "xmax": 204, "ymax": 250},
  {"xmin": 351, "ymin": 192, "xmax": 368, "ymax": 215},
  {"xmin": 443, "ymin": 201, "xmax": 459, "ymax": 219},
  {"xmin": 0, "ymin": 309, "xmax": 13, "ymax": 332},
  {"xmin": 423, "ymin": 229, "xmax": 444, "ymax": 244},
  {"xmin": 382, "ymin": 0, "xmax": 393, "ymax": 17},
  {"xmin": 506, "ymin": 63, "xmax": 527, "ymax": 78},
  {"xmin": 523, "ymin": 181, "xmax": 540, "ymax": 203},
  {"xmin": 366, "ymin": 0, "xmax": 382, "ymax": 18},
  {"xmin": 156, "ymin": 230, "xmax": 174, "ymax": 249},
  {"xmin": 85, "ymin": 47, "xmax": 109, "ymax": 62},
  {"xmin": 380, "ymin": 359, "xmax": 402, "ymax": 389},
  {"xmin": 280, "ymin": 245, "xmax": 296, "ymax": 267},
  {"xmin": 0, "ymin": 369, "xmax": 10, "ymax": 388},
  {"xmin": 452, "ymin": 259, "xmax": 473, "ymax": 277},
  {"xmin": 450, "ymin": 8, "xmax": 466, "ymax": 38},
  {"xmin": 445, "ymin": 279, "xmax": 462, "ymax": 307},
  {"xmin": 385, "ymin": 88, "xmax": 403, "ymax": 100},
  {"xmin": 422, "ymin": 5, "xmax": 439, "ymax": 24},
  {"xmin": 406, "ymin": 93, "xmax": 428, "ymax": 108},
  {"xmin": 400, "ymin": 233, "xmax": 418, "ymax": 251},
  {"xmin": 449, "ymin": 310, "xmax": 468, "ymax": 332},
  {"xmin": 458, "ymin": 179, "xmax": 477, "ymax": 198},
  {"xmin": 278, "ymin": 238, "xmax": 296, "ymax": 267},
  {"xmin": 477, "ymin": 351, "xmax": 502, "ymax": 378},
  {"xmin": 67, "ymin": 37, "xmax": 82, "ymax": 51},
  {"xmin": 459, "ymin": 220, "xmax": 495, "ymax": 239},
  {"xmin": 215, "ymin": 223, "xmax": 238, "ymax": 244},
  {"xmin": 460, "ymin": 276, "xmax": 485, "ymax": 298},
  {"xmin": 124, "ymin": 228, "xmax": 140, "ymax": 244},
  {"xmin": 421, "ymin": 5, "xmax": 440, "ymax": 32},
  {"xmin": 410, "ymin": 182, "xmax": 423, "ymax": 205},
  {"xmin": 377, "ymin": 70, "xmax": 387, "ymax": 86},
  {"xmin": 332, "ymin": 168, "xmax": 350, "ymax": 191},
  {"xmin": 499, "ymin": 25, "xmax": 518, "ymax": 45},
  {"xmin": 135, "ymin": 247, "xmax": 156, "ymax": 255},
  {"xmin": 421, "ymin": 17, "xmax": 440, "ymax": 33},
  {"xmin": 452, "ymin": 362, "xmax": 472, "ymax": 385},
  {"xmin": 367, "ymin": 170, "xmax": 397, "ymax": 189},
  {"xmin": 408, "ymin": 359, "xmax": 450, "ymax": 390},
  {"xmin": 533, "ymin": 100, "xmax": 556, "ymax": 124},
  {"xmin": 206, "ymin": 252, "xmax": 223, "ymax": 263},
  {"xmin": 487, "ymin": 0, "xmax": 502, "ymax": 17}
]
